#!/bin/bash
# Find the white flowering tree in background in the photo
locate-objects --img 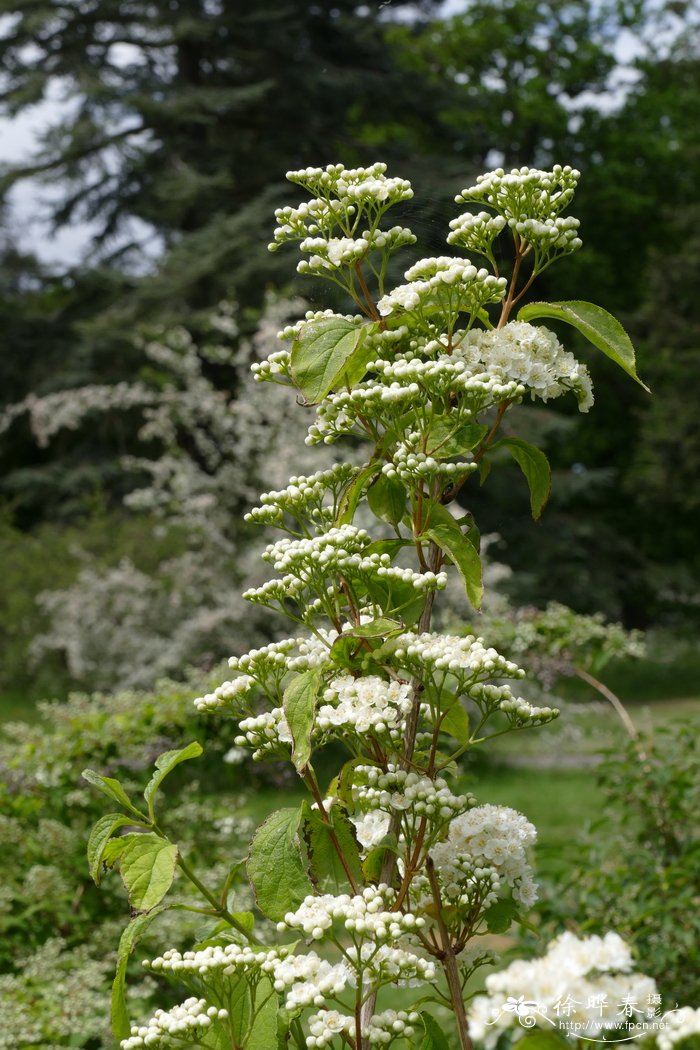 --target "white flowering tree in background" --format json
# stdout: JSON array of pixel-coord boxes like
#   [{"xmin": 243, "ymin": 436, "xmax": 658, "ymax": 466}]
[{"xmin": 84, "ymin": 163, "xmax": 672, "ymax": 1050}]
